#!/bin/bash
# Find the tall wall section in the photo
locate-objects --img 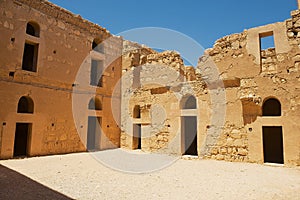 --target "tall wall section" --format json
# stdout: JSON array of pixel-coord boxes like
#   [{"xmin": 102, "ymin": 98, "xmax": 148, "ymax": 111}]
[
  {"xmin": 121, "ymin": 9, "xmax": 300, "ymax": 166},
  {"xmin": 197, "ymin": 9, "xmax": 300, "ymax": 166},
  {"xmin": 0, "ymin": 0, "xmax": 122, "ymax": 158}
]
